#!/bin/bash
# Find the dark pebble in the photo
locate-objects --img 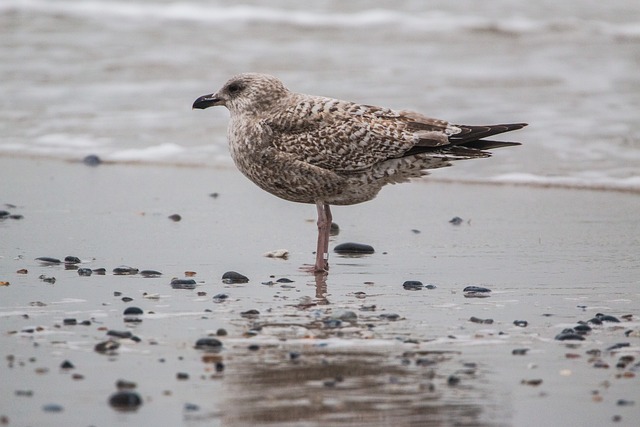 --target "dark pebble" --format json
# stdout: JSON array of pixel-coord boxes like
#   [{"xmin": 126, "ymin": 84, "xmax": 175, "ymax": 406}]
[
  {"xmin": 213, "ymin": 293, "xmax": 229, "ymax": 302},
  {"xmin": 168, "ymin": 214, "xmax": 182, "ymax": 222},
  {"xmin": 9, "ymin": 214, "xmax": 24, "ymax": 220},
  {"xmin": 587, "ymin": 317, "xmax": 603, "ymax": 325},
  {"xmin": 425, "ymin": 284, "xmax": 437, "ymax": 289},
  {"xmin": 574, "ymin": 324, "xmax": 592, "ymax": 333},
  {"xmin": 403, "ymin": 280, "xmax": 423, "ymax": 291},
  {"xmin": 77, "ymin": 268, "xmax": 92, "ymax": 276},
  {"xmin": 216, "ymin": 328, "xmax": 227, "ymax": 336},
  {"xmin": 248, "ymin": 344, "xmax": 260, "ymax": 351},
  {"xmin": 470, "ymin": 316, "xmax": 494, "ymax": 324},
  {"xmin": 82, "ymin": 154, "xmax": 102, "ymax": 166},
  {"xmin": 184, "ymin": 403, "xmax": 200, "ymax": 412},
  {"xmin": 35, "ymin": 257, "xmax": 61, "ymax": 264},
  {"xmin": 330, "ymin": 222, "xmax": 340, "ymax": 236},
  {"xmin": 379, "ymin": 313, "xmax": 400, "ymax": 321},
  {"xmin": 222, "ymin": 271, "xmax": 249, "ymax": 284},
  {"xmin": 60, "ymin": 360, "xmax": 74, "ymax": 369},
  {"xmin": 276, "ymin": 277, "xmax": 294, "ymax": 283},
  {"xmin": 0, "ymin": 210, "xmax": 9, "ymax": 218},
  {"xmin": 512, "ymin": 348, "xmax": 529, "ymax": 356},
  {"xmin": 63, "ymin": 318, "xmax": 77, "ymax": 325},
  {"xmin": 121, "ymin": 297, "xmax": 133, "ymax": 302},
  {"xmin": 521, "ymin": 379, "xmax": 543, "ymax": 386},
  {"xmin": 64, "ymin": 256, "xmax": 81, "ymax": 264},
  {"xmin": 593, "ymin": 360, "xmax": 610, "ymax": 368},
  {"xmin": 123, "ymin": 307, "xmax": 143, "ymax": 315},
  {"xmin": 617, "ymin": 399, "xmax": 635, "ymax": 406},
  {"xmin": 447, "ymin": 375, "xmax": 461, "ymax": 386},
  {"xmin": 116, "ymin": 380, "xmax": 137, "ymax": 390},
  {"xmin": 107, "ymin": 330, "xmax": 133, "ymax": 339},
  {"xmin": 596, "ymin": 313, "xmax": 620, "ymax": 323},
  {"xmin": 42, "ymin": 403, "xmax": 64, "ymax": 413},
  {"xmin": 215, "ymin": 362, "xmax": 225, "ymax": 372},
  {"xmin": 92, "ymin": 268, "xmax": 107, "ymax": 275},
  {"xmin": 240, "ymin": 309, "xmax": 260, "ymax": 319},
  {"xmin": 513, "ymin": 320, "xmax": 528, "ymax": 327},
  {"xmin": 209, "ymin": 192, "xmax": 219, "ymax": 198},
  {"xmin": 334, "ymin": 242, "xmax": 375, "ymax": 255},
  {"xmin": 194, "ymin": 338, "xmax": 223, "ymax": 350},
  {"xmin": 140, "ymin": 270, "xmax": 162, "ymax": 278},
  {"xmin": 289, "ymin": 351, "xmax": 301, "ymax": 361},
  {"xmin": 463, "ymin": 286, "xmax": 492, "ymax": 297},
  {"xmin": 171, "ymin": 278, "xmax": 197, "ymax": 289},
  {"xmin": 449, "ymin": 216, "xmax": 463, "ymax": 225},
  {"xmin": 176, "ymin": 372, "xmax": 189, "ymax": 380},
  {"xmin": 113, "ymin": 266, "xmax": 139, "ymax": 275},
  {"xmin": 95, "ymin": 340, "xmax": 120, "ymax": 354},
  {"xmin": 109, "ymin": 391, "xmax": 142, "ymax": 411}
]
